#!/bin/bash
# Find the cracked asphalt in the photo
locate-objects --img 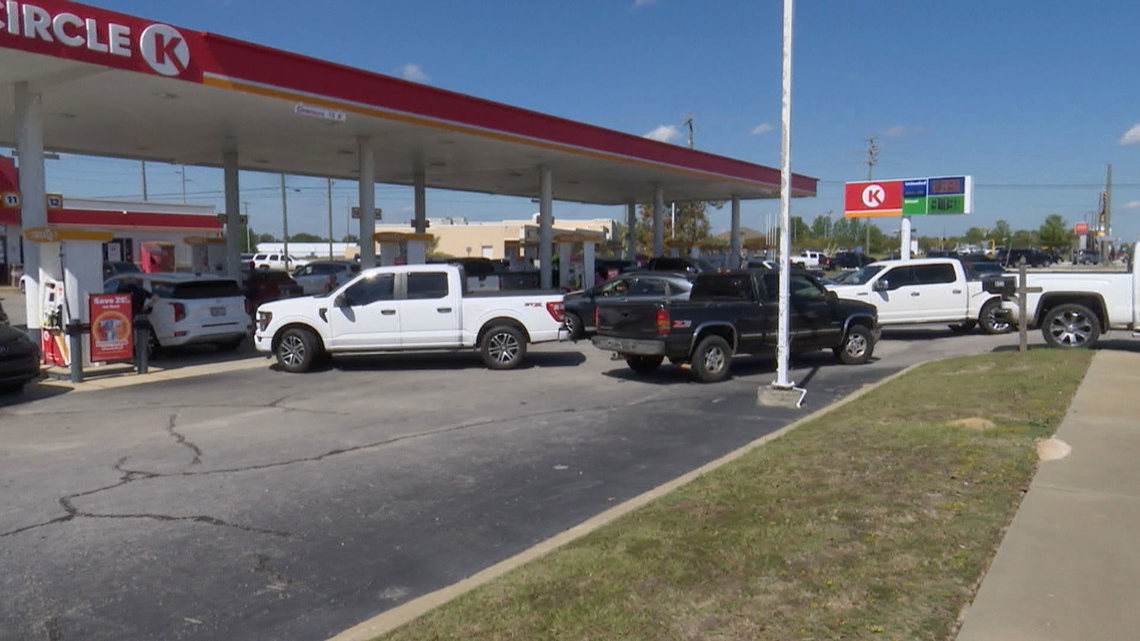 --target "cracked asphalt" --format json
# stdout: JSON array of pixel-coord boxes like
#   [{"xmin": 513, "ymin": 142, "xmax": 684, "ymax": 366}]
[{"xmin": 0, "ymin": 329, "xmax": 1023, "ymax": 640}]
